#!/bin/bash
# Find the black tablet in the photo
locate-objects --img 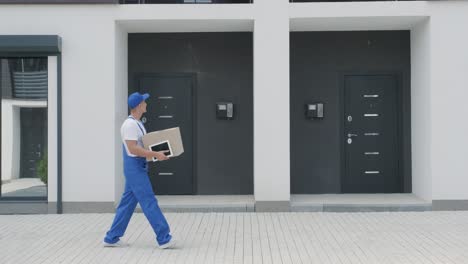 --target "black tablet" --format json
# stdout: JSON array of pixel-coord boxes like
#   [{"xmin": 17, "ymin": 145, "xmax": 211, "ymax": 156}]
[{"xmin": 149, "ymin": 140, "xmax": 174, "ymax": 162}]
